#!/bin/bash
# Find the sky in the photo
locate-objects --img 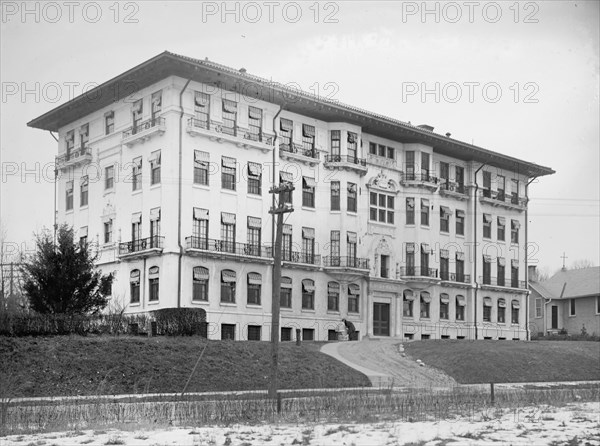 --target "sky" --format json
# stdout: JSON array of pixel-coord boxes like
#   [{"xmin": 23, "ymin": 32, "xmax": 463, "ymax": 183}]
[{"xmin": 1, "ymin": 0, "xmax": 599, "ymax": 274}]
